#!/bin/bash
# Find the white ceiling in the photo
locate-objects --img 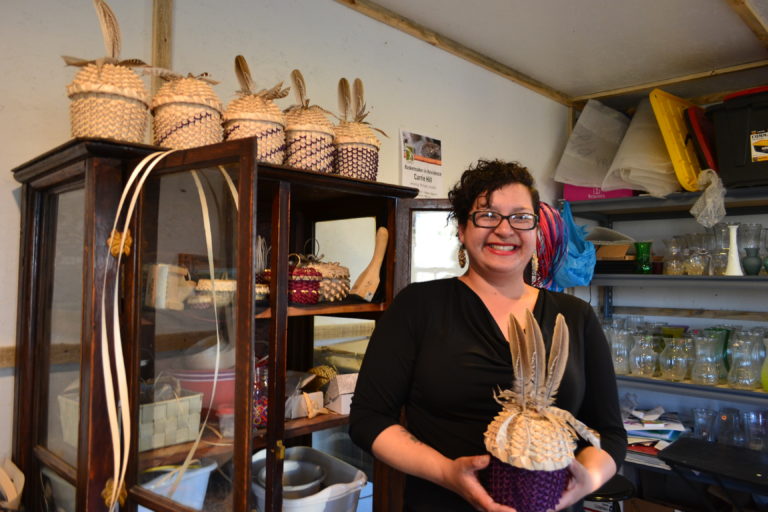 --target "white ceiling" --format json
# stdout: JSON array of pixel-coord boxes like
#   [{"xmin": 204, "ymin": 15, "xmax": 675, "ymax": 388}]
[{"xmin": 339, "ymin": 0, "xmax": 768, "ymax": 110}]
